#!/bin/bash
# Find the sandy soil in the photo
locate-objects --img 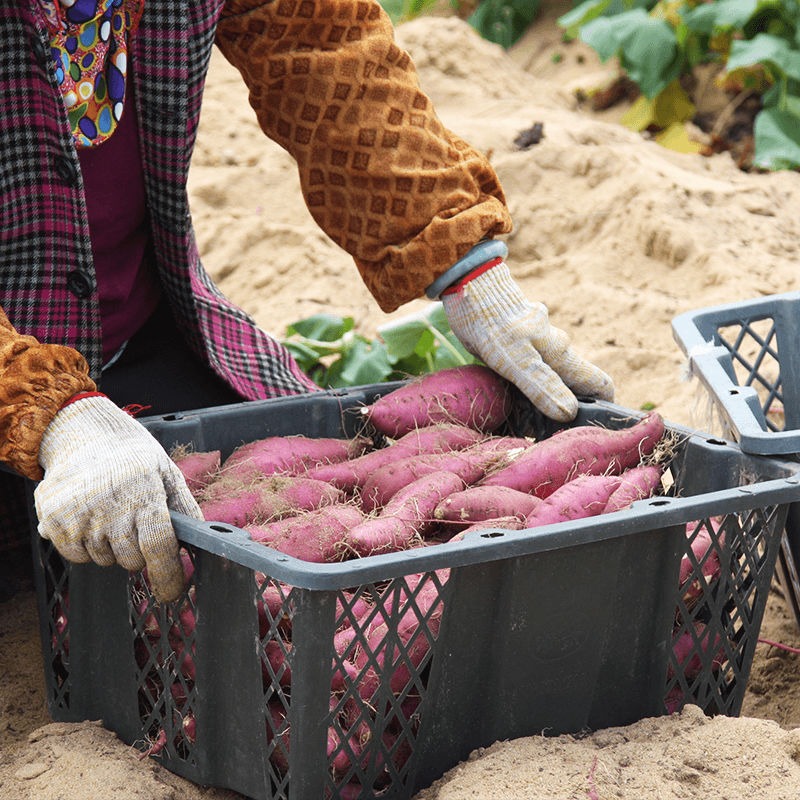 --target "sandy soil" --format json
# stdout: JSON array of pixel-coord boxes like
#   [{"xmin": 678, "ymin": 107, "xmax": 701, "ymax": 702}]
[{"xmin": 3, "ymin": 4, "xmax": 800, "ymax": 799}]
